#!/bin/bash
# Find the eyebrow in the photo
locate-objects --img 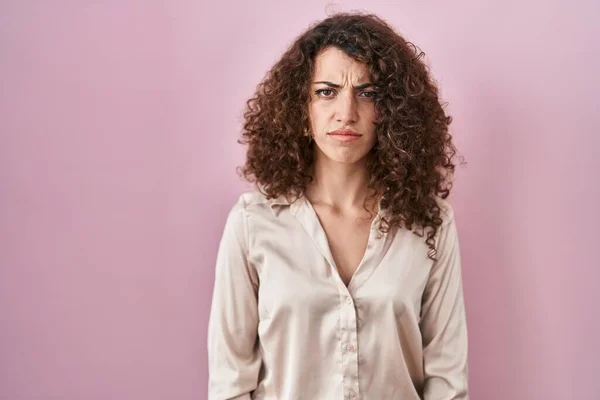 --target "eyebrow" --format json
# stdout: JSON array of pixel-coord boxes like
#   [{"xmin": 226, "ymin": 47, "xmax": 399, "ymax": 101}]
[{"xmin": 313, "ymin": 81, "xmax": 375, "ymax": 90}]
